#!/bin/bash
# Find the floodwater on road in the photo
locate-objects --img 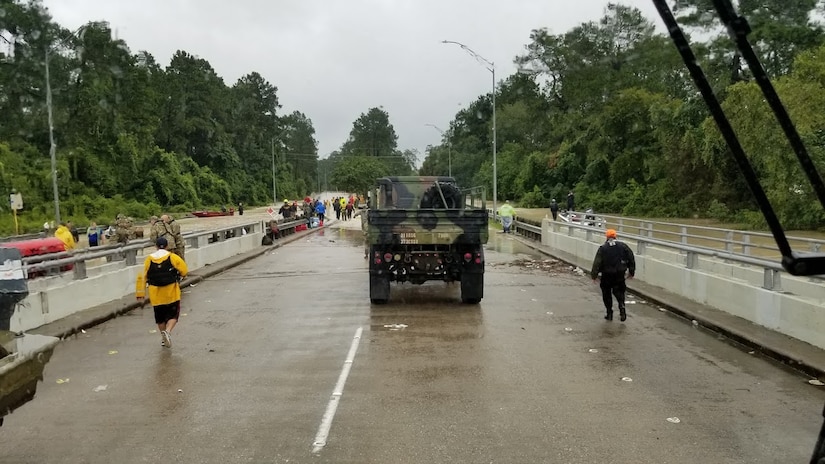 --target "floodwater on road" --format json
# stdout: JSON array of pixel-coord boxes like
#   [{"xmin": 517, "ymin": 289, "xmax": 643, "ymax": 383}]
[{"xmin": 1, "ymin": 220, "xmax": 823, "ymax": 464}]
